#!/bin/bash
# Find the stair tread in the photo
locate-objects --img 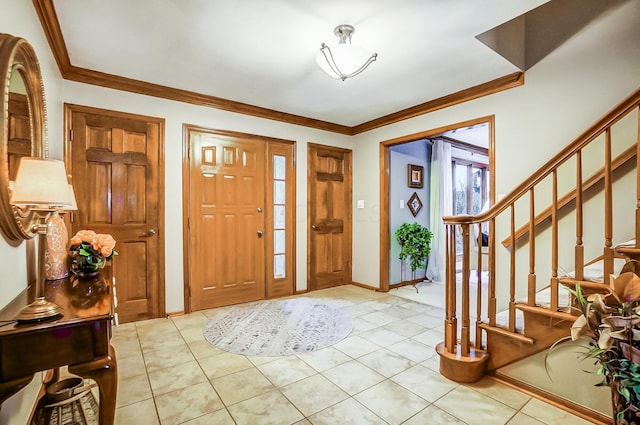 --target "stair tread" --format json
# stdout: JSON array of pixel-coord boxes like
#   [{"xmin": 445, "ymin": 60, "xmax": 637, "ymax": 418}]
[
  {"xmin": 615, "ymin": 246, "xmax": 640, "ymax": 253},
  {"xmin": 558, "ymin": 257, "xmax": 627, "ymax": 283},
  {"xmin": 514, "ymin": 303, "xmax": 576, "ymax": 321},
  {"xmin": 558, "ymin": 277, "xmax": 609, "ymax": 290}
]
